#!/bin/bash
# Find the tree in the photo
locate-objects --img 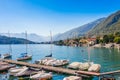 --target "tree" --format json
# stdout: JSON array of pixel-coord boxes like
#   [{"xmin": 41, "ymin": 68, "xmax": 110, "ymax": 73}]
[
  {"xmin": 114, "ymin": 37, "xmax": 120, "ymax": 44},
  {"xmin": 114, "ymin": 32, "xmax": 120, "ymax": 37},
  {"xmin": 108, "ymin": 34, "xmax": 114, "ymax": 43},
  {"xmin": 103, "ymin": 35, "xmax": 109, "ymax": 43},
  {"xmin": 57, "ymin": 40, "xmax": 64, "ymax": 45},
  {"xmin": 96, "ymin": 36, "xmax": 100, "ymax": 44}
]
